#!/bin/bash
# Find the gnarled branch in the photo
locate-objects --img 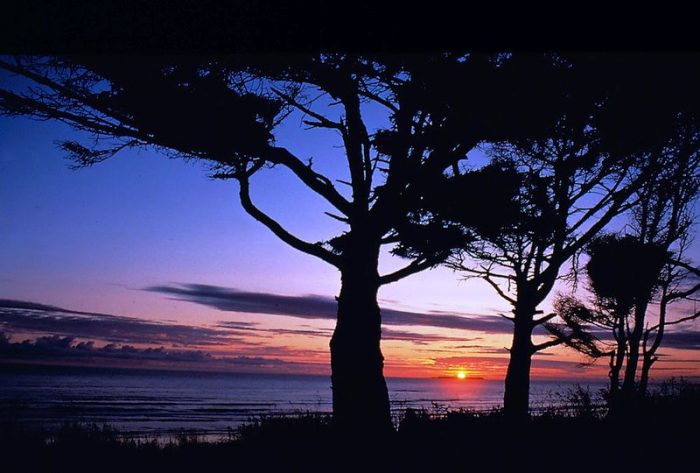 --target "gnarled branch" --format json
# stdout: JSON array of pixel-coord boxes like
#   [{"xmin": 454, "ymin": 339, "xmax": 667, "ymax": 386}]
[
  {"xmin": 263, "ymin": 146, "xmax": 352, "ymax": 216},
  {"xmin": 238, "ymin": 173, "xmax": 341, "ymax": 267}
]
